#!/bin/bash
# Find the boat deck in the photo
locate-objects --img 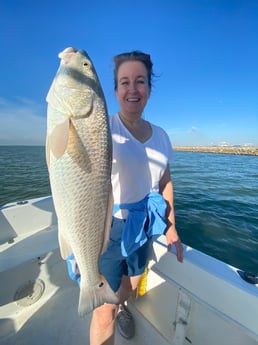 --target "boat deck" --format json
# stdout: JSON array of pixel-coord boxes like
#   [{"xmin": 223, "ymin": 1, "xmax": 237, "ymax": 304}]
[{"xmin": 0, "ymin": 249, "xmax": 150, "ymax": 345}]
